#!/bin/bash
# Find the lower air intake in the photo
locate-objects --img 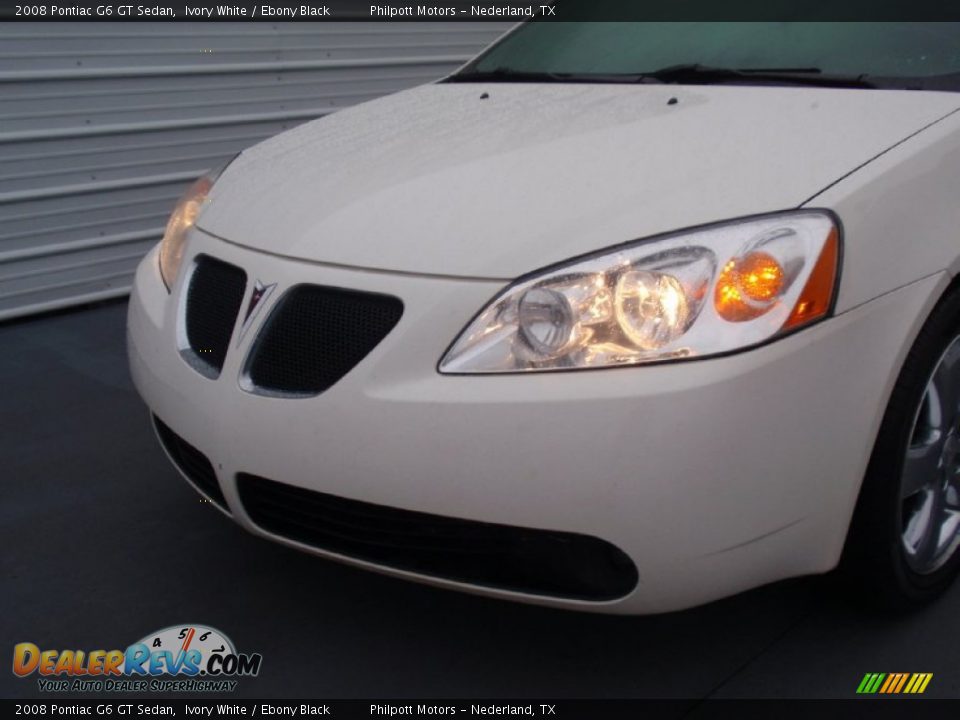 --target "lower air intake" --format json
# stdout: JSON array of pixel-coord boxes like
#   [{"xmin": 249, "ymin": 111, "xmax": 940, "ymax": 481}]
[
  {"xmin": 153, "ymin": 415, "xmax": 229, "ymax": 512},
  {"xmin": 236, "ymin": 473, "xmax": 638, "ymax": 601}
]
